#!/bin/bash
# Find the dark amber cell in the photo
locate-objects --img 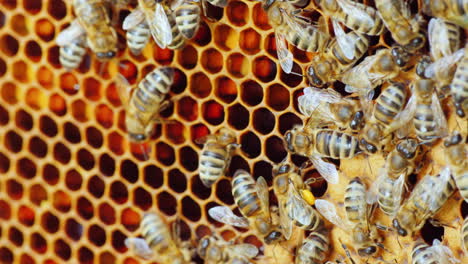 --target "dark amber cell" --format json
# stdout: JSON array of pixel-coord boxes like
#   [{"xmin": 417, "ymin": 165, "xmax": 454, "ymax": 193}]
[
  {"xmin": 1, "ymin": 81, "xmax": 17, "ymax": 104},
  {"xmin": 88, "ymin": 175, "xmax": 105, "ymax": 198},
  {"xmin": 65, "ymin": 169, "xmax": 82, "ymax": 191},
  {"xmin": 216, "ymin": 179, "xmax": 234, "ymax": 204},
  {"xmin": 25, "ymin": 41, "xmax": 41, "ymax": 62},
  {"xmin": 28, "ymin": 133, "xmax": 47, "ymax": 159},
  {"xmin": 177, "ymin": 96, "xmax": 198, "ymax": 122},
  {"xmin": 165, "ymin": 121, "xmax": 185, "ymax": 144},
  {"xmin": 240, "ymin": 80, "xmax": 263, "ymax": 106},
  {"xmin": 121, "ymin": 208, "xmax": 140, "ymax": 231},
  {"xmin": 240, "ymin": 28, "xmax": 261, "ymax": 54},
  {"xmin": 0, "ymin": 58, "xmax": 6, "ymax": 77},
  {"xmin": 421, "ymin": 221, "xmax": 444, "ymax": 245},
  {"xmin": 54, "ymin": 239, "xmax": 71, "ymax": 260},
  {"xmin": 20, "ymin": 253, "xmax": 34, "ymax": 264},
  {"xmin": 265, "ymin": 135, "xmax": 287, "ymax": 163},
  {"xmin": 0, "ymin": 34, "xmax": 19, "ymax": 56},
  {"xmin": 12, "ymin": 60, "xmax": 29, "ymax": 82},
  {"xmin": 253, "ymin": 56, "xmax": 276, "ymax": 82},
  {"xmin": 108, "ymin": 131, "xmax": 124, "ymax": 155},
  {"xmin": 253, "ymin": 161, "xmax": 273, "ymax": 182},
  {"xmin": 96, "ymin": 104, "xmax": 114, "ymax": 128},
  {"xmin": 244, "ymin": 235, "xmax": 263, "ymax": 248},
  {"xmin": 53, "ymin": 190, "xmax": 71, "ymax": 212},
  {"xmin": 77, "ymin": 148, "xmax": 95, "ymax": 170},
  {"xmin": 15, "ymin": 109, "xmax": 33, "ymax": 131},
  {"xmin": 292, "ymin": 46, "xmax": 313, "ymax": 63},
  {"xmin": 31, "ymin": 232, "xmax": 47, "ymax": 253},
  {"xmin": 99, "ymin": 252, "xmax": 116, "ymax": 264},
  {"xmin": 201, "ymin": 48, "xmax": 223, "ymax": 73},
  {"xmin": 202, "ymin": 100, "xmax": 224, "ymax": 125},
  {"xmin": 106, "ymin": 83, "xmax": 121, "ymax": 107},
  {"xmin": 168, "ymin": 169, "xmax": 187, "ymax": 193},
  {"xmin": 144, "ymin": 165, "xmax": 164, "ymax": 189},
  {"xmin": 190, "ymin": 72, "xmax": 212, "ymax": 98},
  {"xmin": 47, "ymin": 0, "xmax": 66, "ymax": 20},
  {"xmin": 88, "ymin": 224, "xmax": 106, "ymax": 247},
  {"xmin": 171, "ymin": 68, "xmax": 187, "ymax": 94},
  {"xmin": 71, "ymin": 99, "xmax": 88, "ymax": 122},
  {"xmin": 30, "ymin": 184, "xmax": 47, "ymax": 206},
  {"xmin": 99, "ymin": 153, "xmax": 115, "ymax": 177},
  {"xmin": 37, "ymin": 66, "xmax": 53, "ymax": 89},
  {"xmin": 98, "ymin": 202, "xmax": 116, "ymax": 225},
  {"xmin": 130, "ymin": 141, "xmax": 152, "ymax": 161},
  {"xmin": 6, "ymin": 179, "xmax": 23, "ymax": 200},
  {"xmin": 78, "ymin": 247, "xmax": 94, "ymax": 263},
  {"xmin": 157, "ymin": 191, "xmax": 177, "ymax": 216},
  {"xmin": 0, "ymin": 152, "xmax": 10, "ymax": 173},
  {"xmin": 227, "ymin": 0, "xmax": 248, "ymax": 26},
  {"xmin": 110, "ymin": 181, "xmax": 128, "ymax": 204},
  {"xmin": 156, "ymin": 142, "xmax": 175, "ymax": 166},
  {"xmin": 77, "ymin": 196, "xmax": 94, "ymax": 220},
  {"xmin": 47, "ymin": 46, "xmax": 60, "ymax": 68},
  {"xmin": 0, "ymin": 200, "xmax": 11, "ymax": 220},
  {"xmin": 190, "ymin": 123, "xmax": 209, "ymax": 145},
  {"xmin": 182, "ymin": 196, "xmax": 201, "ymax": 221},
  {"xmin": 178, "ymin": 45, "xmax": 198, "ymax": 69},
  {"xmin": 215, "ymin": 76, "xmax": 237, "ymax": 104},
  {"xmin": 86, "ymin": 126, "xmax": 103, "ymax": 148},
  {"xmin": 39, "ymin": 115, "xmax": 58, "ymax": 137},
  {"xmin": 280, "ymin": 62, "xmax": 303, "ymax": 88},
  {"xmin": 228, "ymin": 103, "xmax": 249, "ymax": 130},
  {"xmin": 278, "ymin": 112, "xmax": 302, "ymax": 134},
  {"xmin": 53, "ymin": 142, "xmax": 71, "ymax": 164},
  {"xmin": 227, "ymin": 155, "xmax": 249, "ymax": 176},
  {"xmin": 134, "ymin": 187, "xmax": 152, "ymax": 210},
  {"xmin": 65, "ymin": 218, "xmax": 83, "ymax": 241},
  {"xmin": 214, "ymin": 24, "xmax": 238, "ymax": 51},
  {"xmin": 264, "ymin": 32, "xmax": 276, "ymax": 57},
  {"xmin": 84, "ymin": 77, "xmax": 101, "ymax": 101},
  {"xmin": 35, "ymin": 19, "xmax": 55, "ymax": 41},
  {"xmin": 179, "ymin": 146, "xmax": 198, "ymax": 171},
  {"xmin": 24, "ymin": 0, "xmax": 41, "ymax": 13},
  {"xmin": 49, "ymin": 93, "xmax": 67, "ymax": 116},
  {"xmin": 253, "ymin": 108, "xmax": 275, "ymax": 134},
  {"xmin": 0, "ymin": 11, "xmax": 4, "ymax": 28},
  {"xmin": 0, "ymin": 0, "xmax": 16, "ymax": 9},
  {"xmin": 43, "ymin": 164, "xmax": 59, "ymax": 186},
  {"xmin": 9, "ymin": 227, "xmax": 23, "ymax": 246},
  {"xmin": 153, "ymin": 45, "xmax": 174, "ymax": 65},
  {"xmin": 266, "ymin": 84, "xmax": 290, "ymax": 111},
  {"xmin": 118, "ymin": 60, "xmax": 138, "ymax": 83},
  {"xmin": 60, "ymin": 73, "xmax": 79, "ymax": 95},
  {"xmin": 11, "ymin": 14, "xmax": 28, "ymax": 35},
  {"xmin": 41, "ymin": 212, "xmax": 59, "ymax": 234},
  {"xmin": 191, "ymin": 175, "xmax": 211, "ymax": 200},
  {"xmin": 252, "ymin": 3, "xmax": 271, "ymax": 30},
  {"xmin": 0, "ymin": 105, "xmax": 8, "ymax": 126},
  {"xmin": 17, "ymin": 157, "xmax": 37, "ymax": 179},
  {"xmin": 193, "ymin": 21, "xmax": 212, "ymax": 46},
  {"xmin": 121, "ymin": 159, "xmax": 138, "ymax": 184},
  {"xmin": 303, "ymin": 169, "xmax": 328, "ymax": 197},
  {"xmin": 196, "ymin": 225, "xmax": 212, "ymax": 239},
  {"xmin": 4, "ymin": 130, "xmax": 22, "ymax": 153},
  {"xmin": 227, "ymin": 52, "xmax": 248, "ymax": 78},
  {"xmin": 64, "ymin": 122, "xmax": 81, "ymax": 144},
  {"xmin": 241, "ymin": 131, "xmax": 261, "ymax": 158}
]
